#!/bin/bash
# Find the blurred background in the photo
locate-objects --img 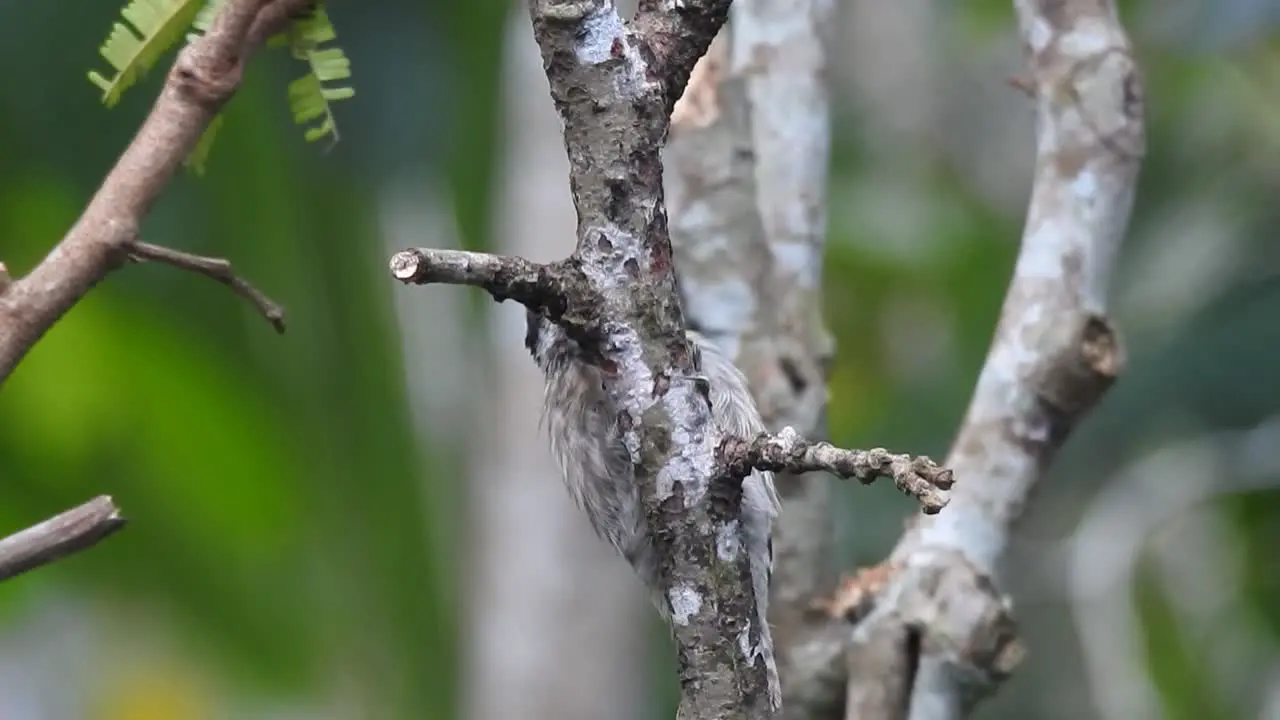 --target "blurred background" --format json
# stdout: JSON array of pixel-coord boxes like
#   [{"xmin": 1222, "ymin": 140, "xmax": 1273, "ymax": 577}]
[{"xmin": 1, "ymin": 0, "xmax": 1278, "ymax": 718}]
